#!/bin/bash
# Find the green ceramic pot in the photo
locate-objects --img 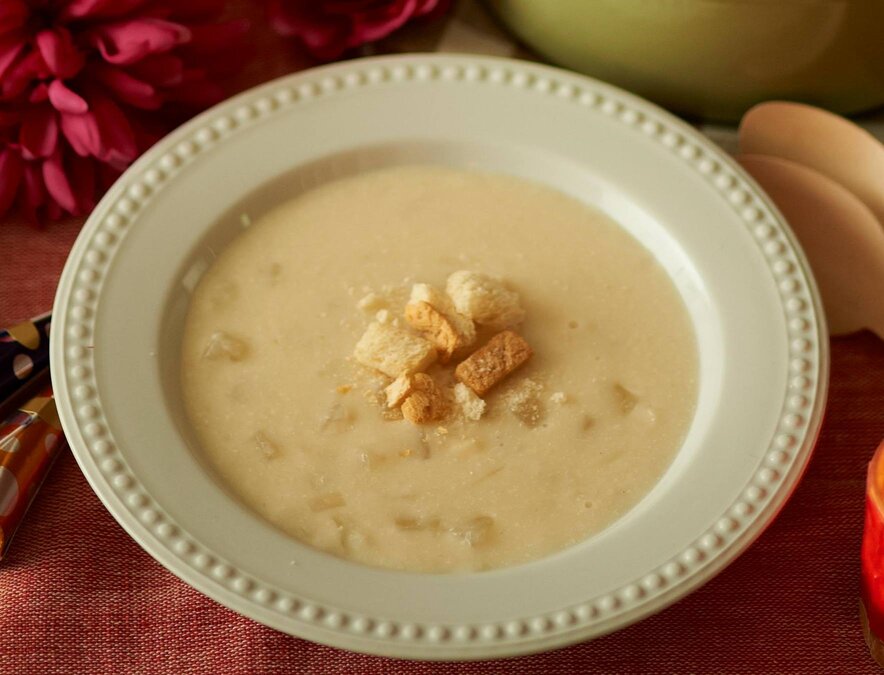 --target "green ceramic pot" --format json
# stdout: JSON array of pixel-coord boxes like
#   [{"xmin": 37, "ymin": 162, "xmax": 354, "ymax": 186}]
[{"xmin": 485, "ymin": 0, "xmax": 884, "ymax": 122}]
